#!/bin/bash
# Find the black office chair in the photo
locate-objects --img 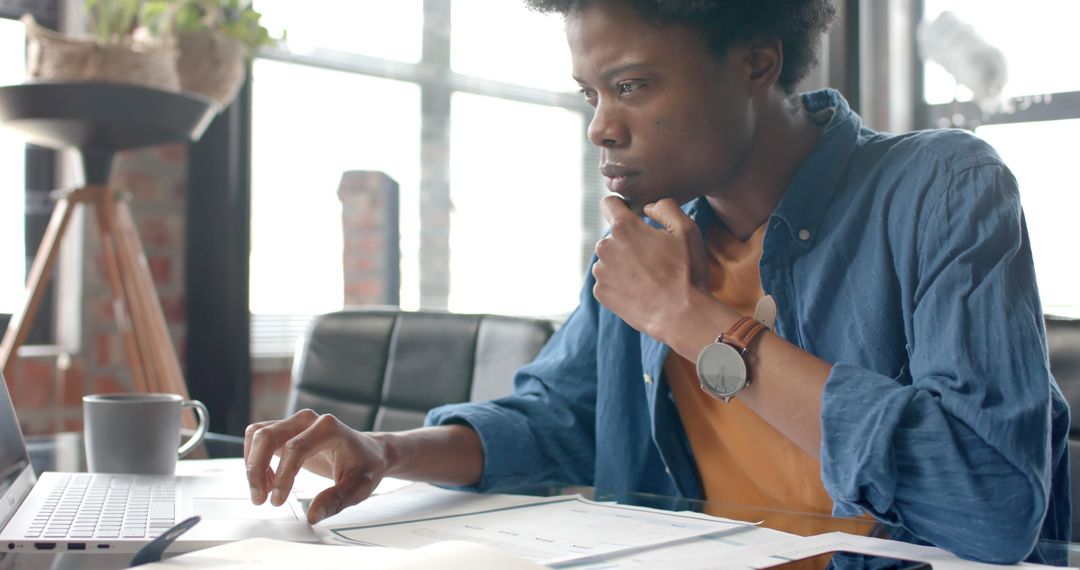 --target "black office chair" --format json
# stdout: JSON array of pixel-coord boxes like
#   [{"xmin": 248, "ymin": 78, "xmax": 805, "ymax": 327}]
[
  {"xmin": 286, "ymin": 307, "xmax": 555, "ymax": 432},
  {"xmin": 1045, "ymin": 316, "xmax": 1080, "ymax": 541}
]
